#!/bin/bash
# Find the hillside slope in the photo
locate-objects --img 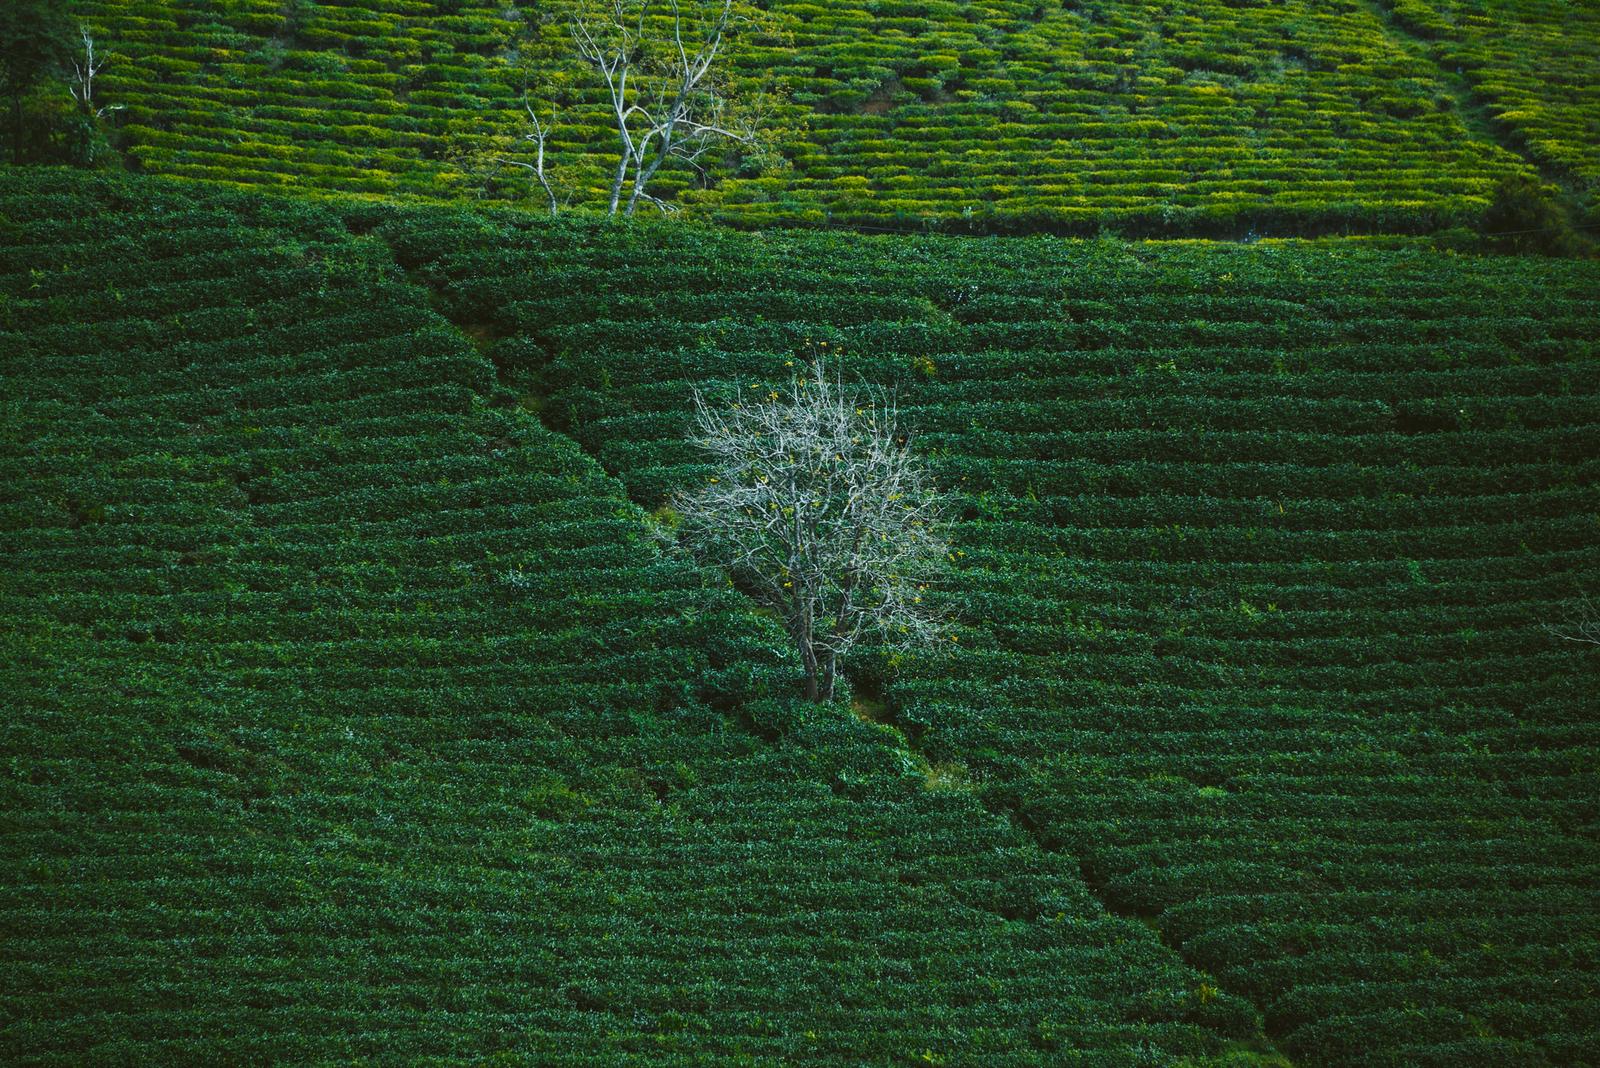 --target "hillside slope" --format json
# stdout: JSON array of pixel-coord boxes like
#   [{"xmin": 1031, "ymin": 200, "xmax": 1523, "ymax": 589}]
[
  {"xmin": 1375, "ymin": 0, "xmax": 1600, "ymax": 189},
  {"xmin": 385, "ymin": 206, "xmax": 1600, "ymax": 1066},
  {"xmin": 0, "ymin": 170, "xmax": 1263, "ymax": 1066},
  {"xmin": 62, "ymin": 0, "xmax": 1596, "ymax": 233}
]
